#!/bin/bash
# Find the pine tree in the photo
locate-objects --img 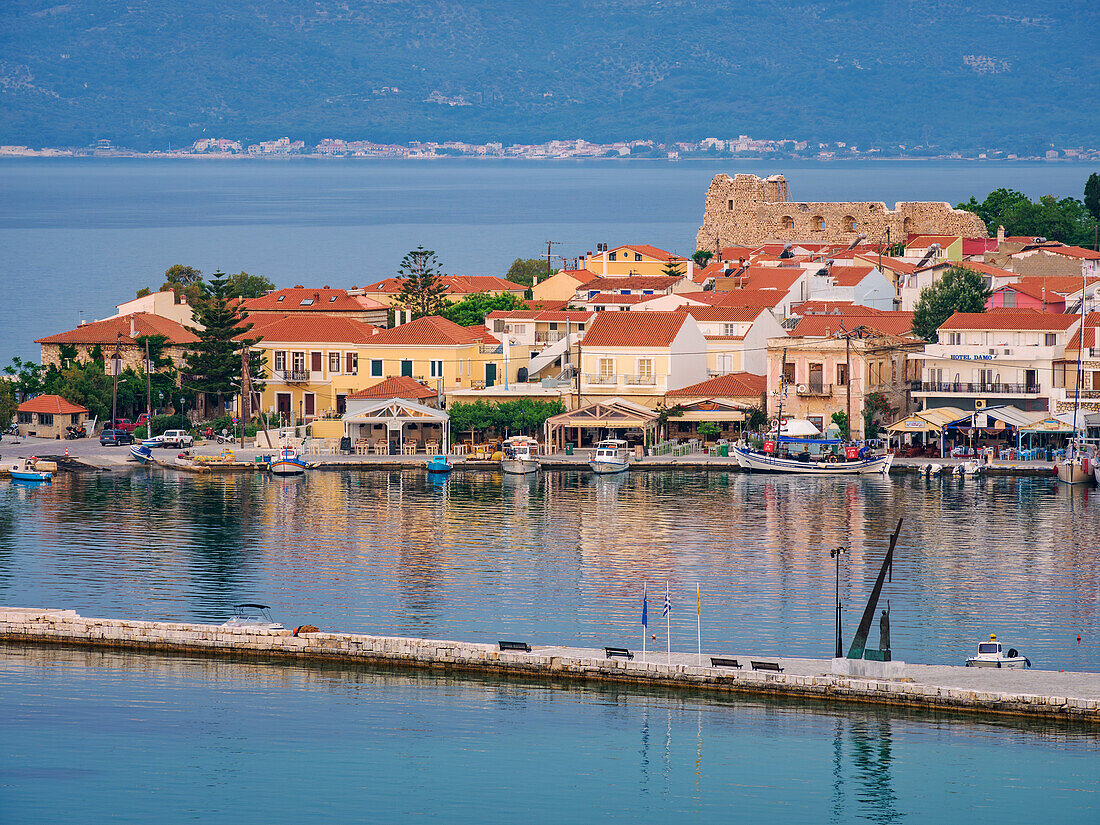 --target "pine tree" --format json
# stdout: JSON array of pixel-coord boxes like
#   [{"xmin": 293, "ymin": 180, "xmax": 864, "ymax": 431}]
[
  {"xmin": 396, "ymin": 247, "xmax": 450, "ymax": 318},
  {"xmin": 184, "ymin": 272, "xmax": 262, "ymax": 418},
  {"xmin": 661, "ymin": 256, "xmax": 685, "ymax": 278},
  {"xmin": 1085, "ymin": 173, "xmax": 1100, "ymax": 224}
]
